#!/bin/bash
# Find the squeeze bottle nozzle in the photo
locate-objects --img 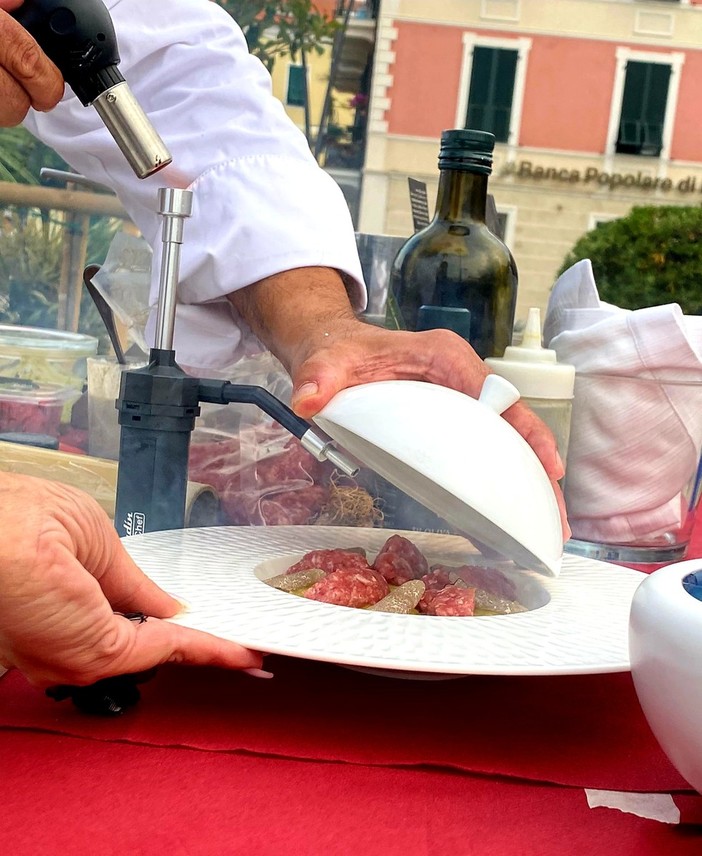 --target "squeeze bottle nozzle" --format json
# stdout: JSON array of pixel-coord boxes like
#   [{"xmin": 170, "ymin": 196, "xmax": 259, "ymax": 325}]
[
  {"xmin": 485, "ymin": 308, "xmax": 576, "ymax": 468},
  {"xmin": 485, "ymin": 308, "xmax": 575, "ymax": 399}
]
